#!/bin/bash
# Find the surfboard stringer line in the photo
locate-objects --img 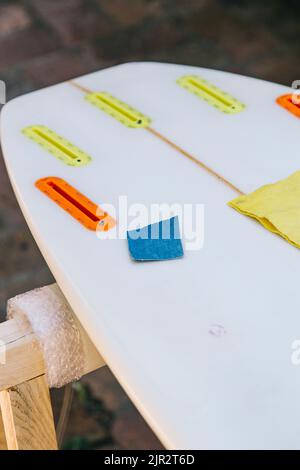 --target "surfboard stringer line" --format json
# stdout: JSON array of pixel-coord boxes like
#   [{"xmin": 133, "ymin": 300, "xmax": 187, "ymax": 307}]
[{"xmin": 68, "ymin": 80, "xmax": 244, "ymax": 196}]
